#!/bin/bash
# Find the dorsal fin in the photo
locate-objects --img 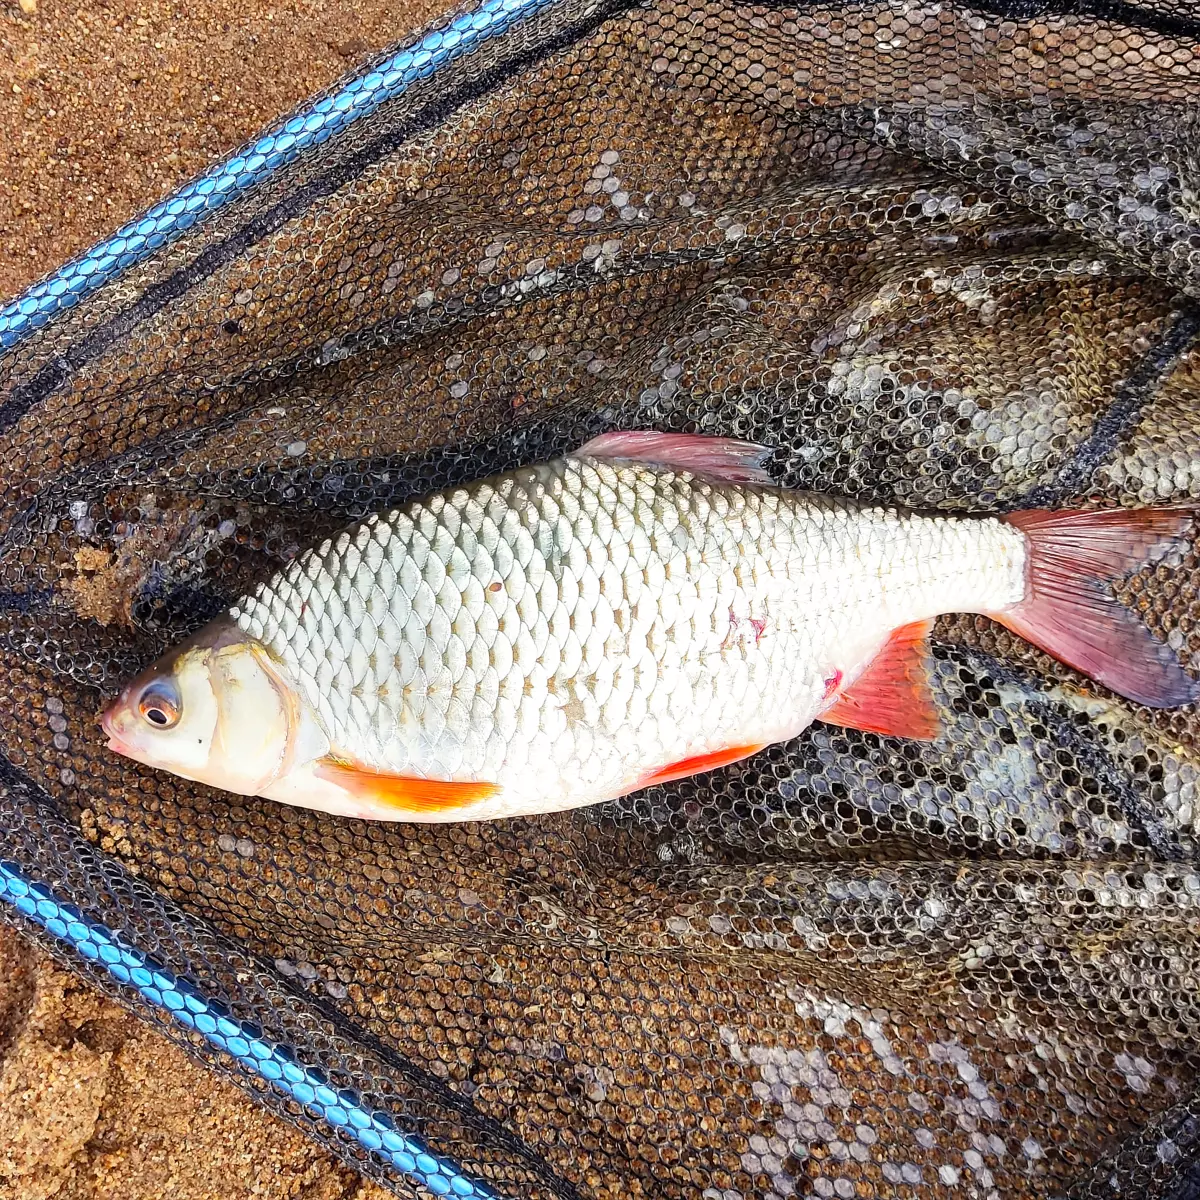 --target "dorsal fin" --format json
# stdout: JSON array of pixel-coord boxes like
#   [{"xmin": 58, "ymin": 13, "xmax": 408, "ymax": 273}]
[
  {"xmin": 820, "ymin": 619, "xmax": 940, "ymax": 741},
  {"xmin": 574, "ymin": 431, "xmax": 775, "ymax": 484},
  {"xmin": 314, "ymin": 757, "xmax": 499, "ymax": 813}
]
